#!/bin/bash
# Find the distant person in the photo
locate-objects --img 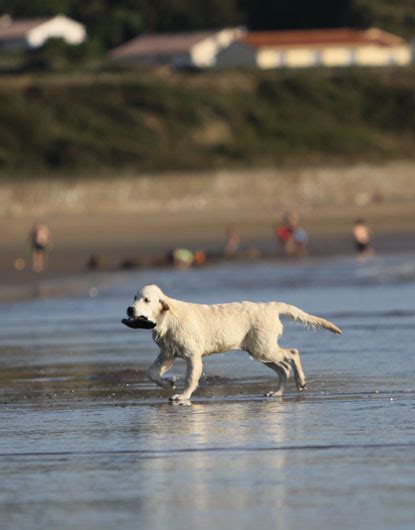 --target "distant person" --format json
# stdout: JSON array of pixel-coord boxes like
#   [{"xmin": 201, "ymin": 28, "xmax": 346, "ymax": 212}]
[
  {"xmin": 28, "ymin": 221, "xmax": 50, "ymax": 272},
  {"xmin": 293, "ymin": 226, "xmax": 309, "ymax": 257},
  {"xmin": 193, "ymin": 250, "xmax": 207, "ymax": 267},
  {"xmin": 275, "ymin": 212, "xmax": 296, "ymax": 255},
  {"xmin": 275, "ymin": 212, "xmax": 307, "ymax": 257},
  {"xmin": 224, "ymin": 225, "xmax": 240, "ymax": 256},
  {"xmin": 172, "ymin": 248, "xmax": 194, "ymax": 269},
  {"xmin": 352, "ymin": 219, "xmax": 374, "ymax": 259}
]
